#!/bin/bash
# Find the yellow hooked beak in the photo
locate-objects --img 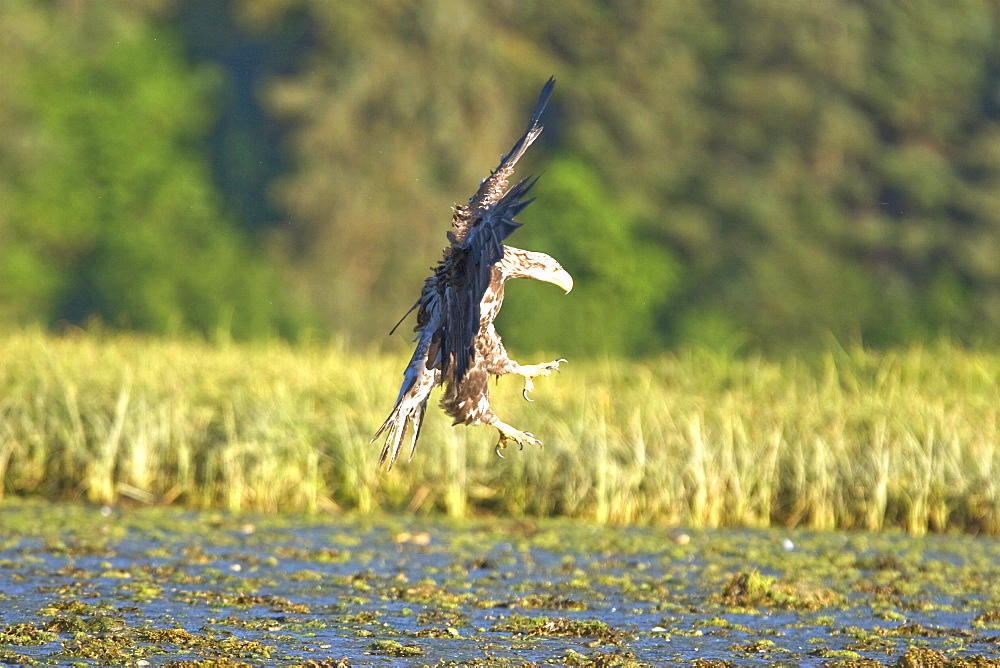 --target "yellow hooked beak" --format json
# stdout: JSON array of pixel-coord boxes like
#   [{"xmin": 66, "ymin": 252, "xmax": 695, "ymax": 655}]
[{"xmin": 549, "ymin": 268, "xmax": 574, "ymax": 294}]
